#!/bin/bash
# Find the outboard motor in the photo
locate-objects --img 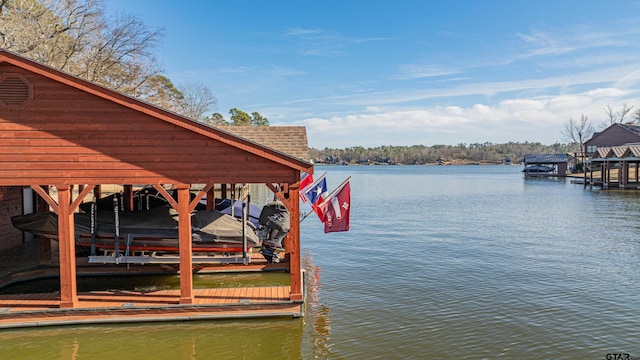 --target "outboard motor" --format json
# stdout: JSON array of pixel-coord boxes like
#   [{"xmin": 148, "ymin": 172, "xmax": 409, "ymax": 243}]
[{"xmin": 258, "ymin": 201, "xmax": 290, "ymax": 263}]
